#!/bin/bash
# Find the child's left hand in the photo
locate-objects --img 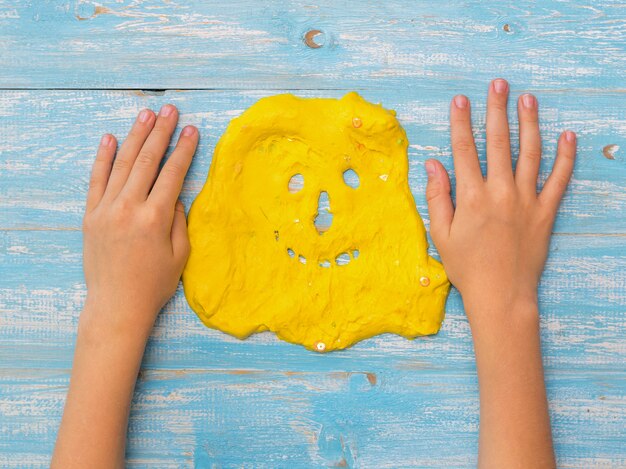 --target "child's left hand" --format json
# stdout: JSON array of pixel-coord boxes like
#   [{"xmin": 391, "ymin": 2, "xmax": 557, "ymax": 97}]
[
  {"xmin": 81, "ymin": 104, "xmax": 198, "ymax": 339},
  {"xmin": 53, "ymin": 105, "xmax": 199, "ymax": 469}
]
